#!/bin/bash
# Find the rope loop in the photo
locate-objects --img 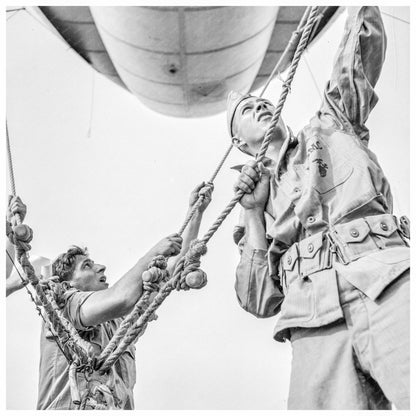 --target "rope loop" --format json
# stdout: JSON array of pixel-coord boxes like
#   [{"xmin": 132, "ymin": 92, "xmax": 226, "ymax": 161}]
[
  {"xmin": 149, "ymin": 254, "xmax": 168, "ymax": 270},
  {"xmin": 8, "ymin": 223, "xmax": 33, "ymax": 253},
  {"xmin": 174, "ymin": 240, "xmax": 208, "ymax": 290},
  {"xmin": 39, "ymin": 277, "xmax": 68, "ymax": 309},
  {"xmin": 142, "ymin": 255, "xmax": 169, "ymax": 292}
]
